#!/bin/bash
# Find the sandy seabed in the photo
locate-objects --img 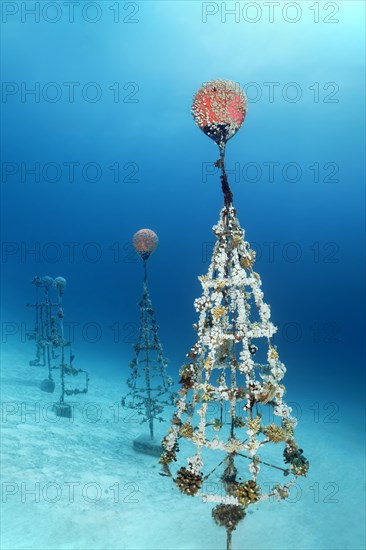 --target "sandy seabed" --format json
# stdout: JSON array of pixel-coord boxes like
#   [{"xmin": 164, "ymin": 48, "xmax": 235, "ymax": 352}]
[{"xmin": 1, "ymin": 344, "xmax": 365, "ymax": 550}]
